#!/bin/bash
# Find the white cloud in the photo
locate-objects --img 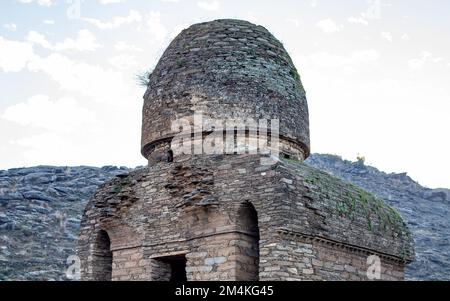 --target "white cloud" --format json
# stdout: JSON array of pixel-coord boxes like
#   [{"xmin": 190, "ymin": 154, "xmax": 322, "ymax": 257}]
[
  {"xmin": 408, "ymin": 51, "xmax": 432, "ymax": 70},
  {"xmin": 26, "ymin": 30, "xmax": 100, "ymax": 52},
  {"xmin": 286, "ymin": 18, "xmax": 300, "ymax": 28},
  {"xmin": 27, "ymin": 53, "xmax": 138, "ymax": 105},
  {"xmin": 147, "ymin": 11, "xmax": 168, "ymax": 42},
  {"xmin": 83, "ymin": 10, "xmax": 142, "ymax": 30},
  {"xmin": 381, "ymin": 32, "xmax": 393, "ymax": 42},
  {"xmin": 6, "ymin": 118, "xmax": 143, "ymax": 168},
  {"xmin": 98, "ymin": 0, "xmax": 126, "ymax": 4},
  {"xmin": 43, "ymin": 19, "xmax": 55, "ymax": 25},
  {"xmin": 3, "ymin": 23, "xmax": 17, "ymax": 31},
  {"xmin": 1, "ymin": 35, "xmax": 139, "ymax": 106},
  {"xmin": 108, "ymin": 54, "xmax": 138, "ymax": 70},
  {"xmin": 17, "ymin": 0, "xmax": 53, "ymax": 6},
  {"xmin": 114, "ymin": 41, "xmax": 143, "ymax": 52},
  {"xmin": 347, "ymin": 8, "xmax": 381, "ymax": 27},
  {"xmin": 26, "ymin": 31, "xmax": 52, "ymax": 48},
  {"xmin": 0, "ymin": 36, "xmax": 35, "ymax": 72},
  {"xmin": 316, "ymin": 18, "xmax": 342, "ymax": 34},
  {"xmin": 197, "ymin": 0, "xmax": 220, "ymax": 11},
  {"xmin": 0, "ymin": 34, "xmax": 144, "ymax": 169},
  {"xmin": 54, "ymin": 30, "xmax": 99, "ymax": 51},
  {"xmin": 10, "ymin": 133, "xmax": 80, "ymax": 167},
  {"xmin": 401, "ymin": 33, "xmax": 410, "ymax": 41},
  {"xmin": 2, "ymin": 95, "xmax": 96, "ymax": 132},
  {"xmin": 300, "ymin": 49, "xmax": 380, "ymax": 69},
  {"xmin": 161, "ymin": 0, "xmax": 180, "ymax": 2},
  {"xmin": 348, "ymin": 16, "xmax": 369, "ymax": 26}
]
